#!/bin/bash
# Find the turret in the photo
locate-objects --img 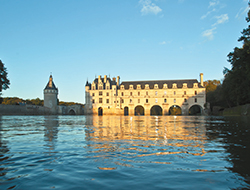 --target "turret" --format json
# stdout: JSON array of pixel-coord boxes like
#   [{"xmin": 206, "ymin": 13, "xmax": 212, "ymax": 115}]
[{"xmin": 44, "ymin": 75, "xmax": 58, "ymax": 114}]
